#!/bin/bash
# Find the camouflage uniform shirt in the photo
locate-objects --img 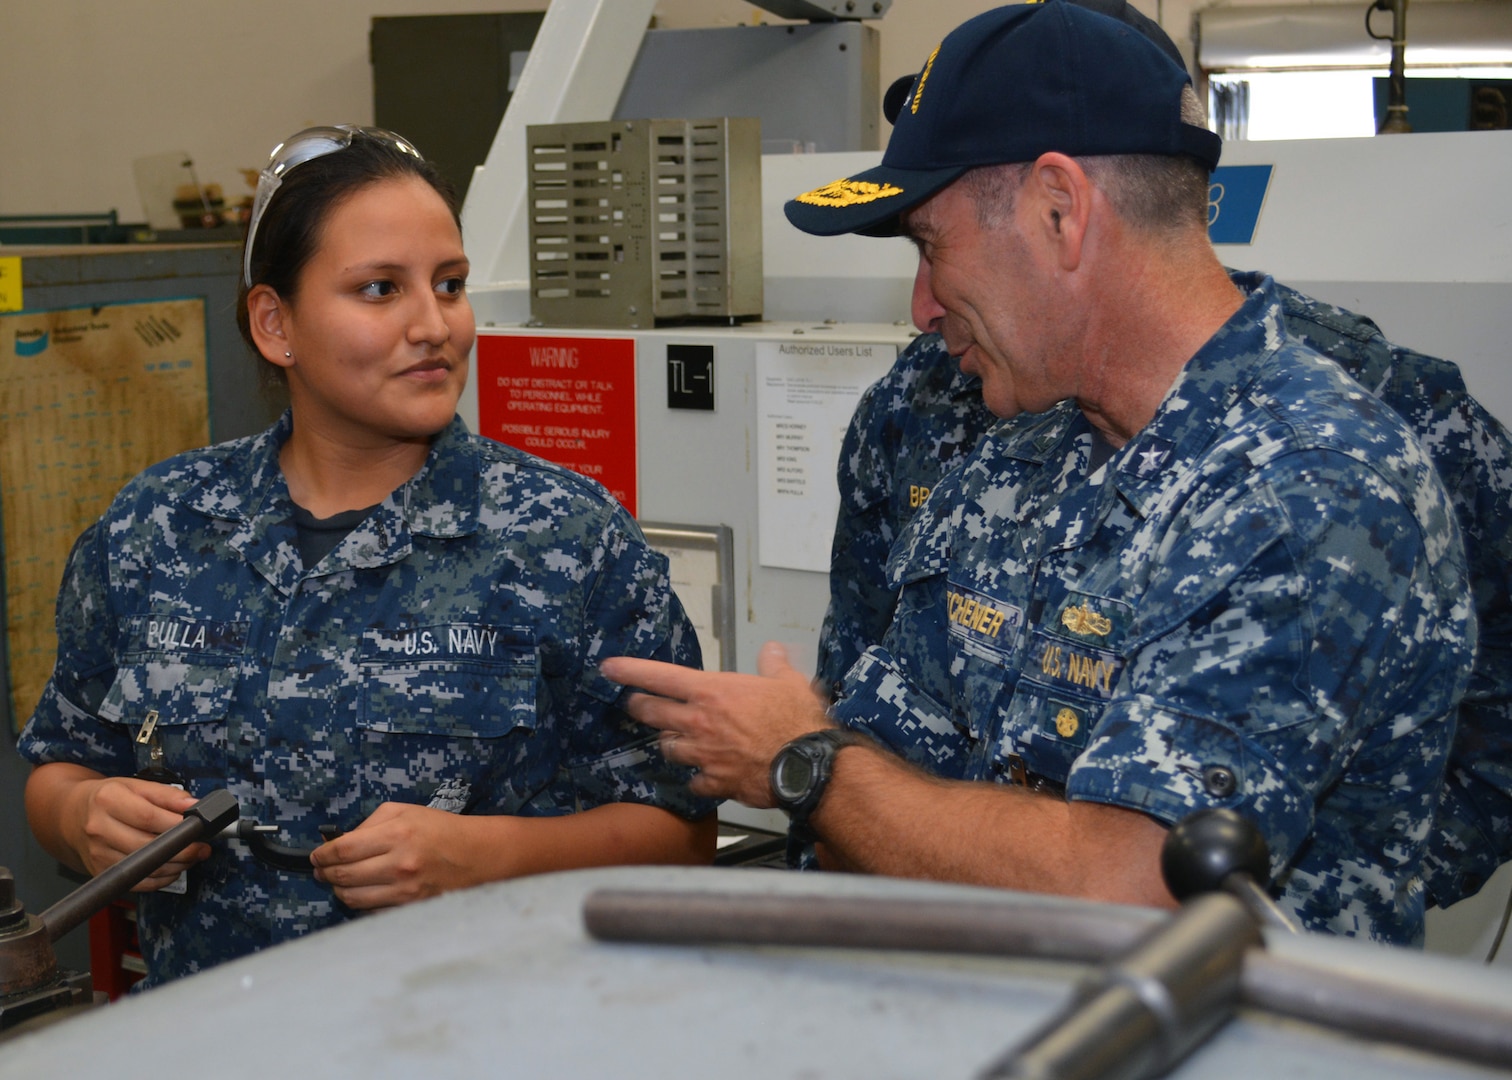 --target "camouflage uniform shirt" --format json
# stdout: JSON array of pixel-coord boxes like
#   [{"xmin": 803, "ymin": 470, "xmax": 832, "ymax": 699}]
[
  {"xmin": 830, "ymin": 278, "xmax": 1475, "ymax": 944},
  {"xmin": 816, "ymin": 333, "xmax": 992, "ymax": 693},
  {"xmin": 20, "ymin": 413, "xmax": 712, "ymax": 987},
  {"xmin": 1232, "ymin": 272, "xmax": 1512, "ymax": 907},
  {"xmin": 821, "ymin": 274, "xmax": 1512, "ymax": 911}
]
